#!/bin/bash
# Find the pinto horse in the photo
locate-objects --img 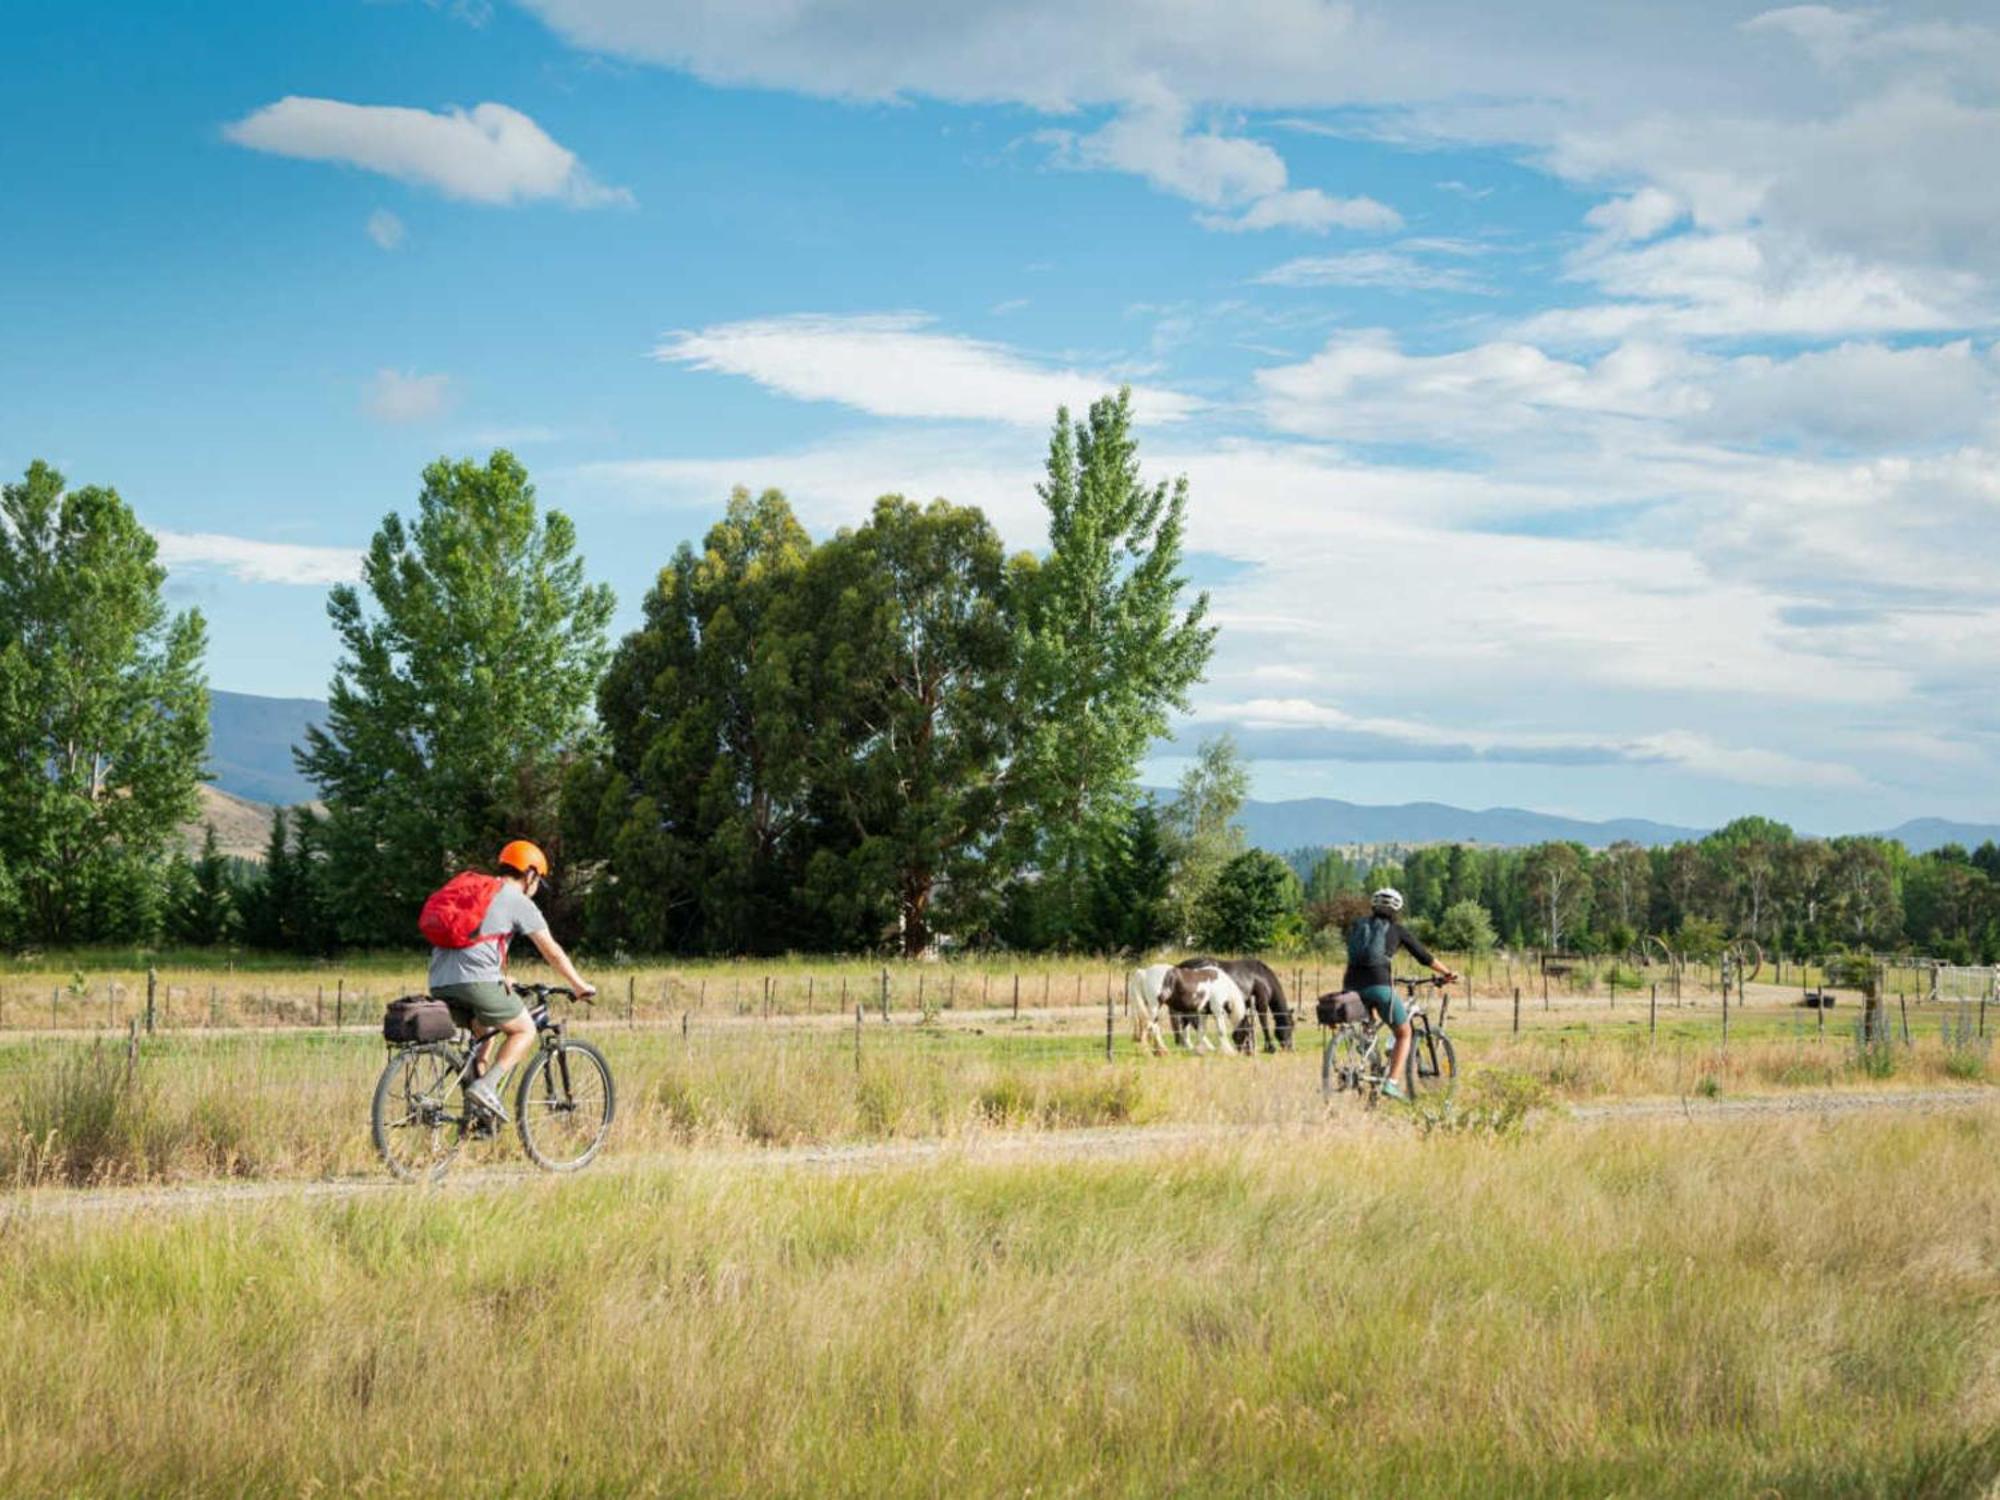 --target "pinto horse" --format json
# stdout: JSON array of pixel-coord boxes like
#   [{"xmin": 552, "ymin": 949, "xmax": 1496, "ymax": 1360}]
[
  {"xmin": 1175, "ymin": 956, "xmax": 1296, "ymax": 1052},
  {"xmin": 1154, "ymin": 964, "xmax": 1250, "ymax": 1054}
]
